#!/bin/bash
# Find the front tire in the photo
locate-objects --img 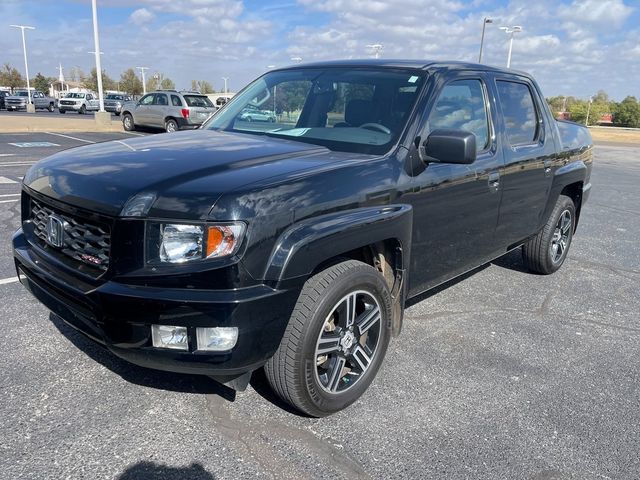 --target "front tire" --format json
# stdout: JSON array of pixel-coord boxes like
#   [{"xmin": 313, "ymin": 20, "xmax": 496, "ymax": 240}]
[
  {"xmin": 79, "ymin": 105, "xmax": 86, "ymax": 114},
  {"xmin": 265, "ymin": 260, "xmax": 392, "ymax": 417},
  {"xmin": 59, "ymin": 109, "xmax": 66, "ymax": 114},
  {"xmin": 522, "ymin": 194, "xmax": 576, "ymax": 274},
  {"xmin": 48, "ymin": 103, "xmax": 54, "ymax": 112},
  {"xmin": 122, "ymin": 113, "xmax": 135, "ymax": 131}
]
